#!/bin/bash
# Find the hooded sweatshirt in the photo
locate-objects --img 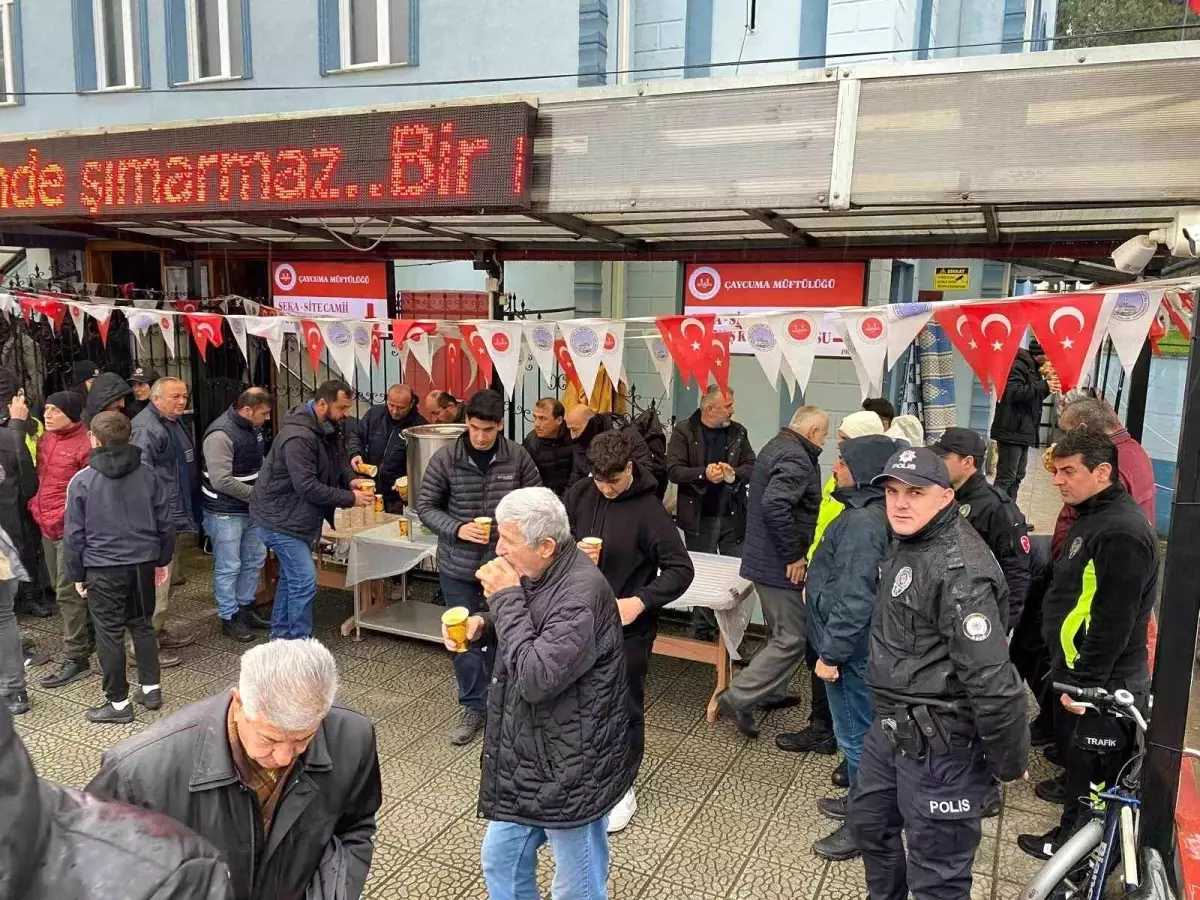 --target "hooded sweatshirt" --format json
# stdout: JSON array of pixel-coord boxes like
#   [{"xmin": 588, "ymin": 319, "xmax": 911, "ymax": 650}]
[
  {"xmin": 562, "ymin": 461, "xmax": 694, "ymax": 636},
  {"xmin": 63, "ymin": 443, "xmax": 176, "ymax": 581},
  {"xmin": 83, "ymin": 373, "xmax": 134, "ymax": 425},
  {"xmin": 808, "ymin": 411, "xmax": 887, "ymax": 561}
]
